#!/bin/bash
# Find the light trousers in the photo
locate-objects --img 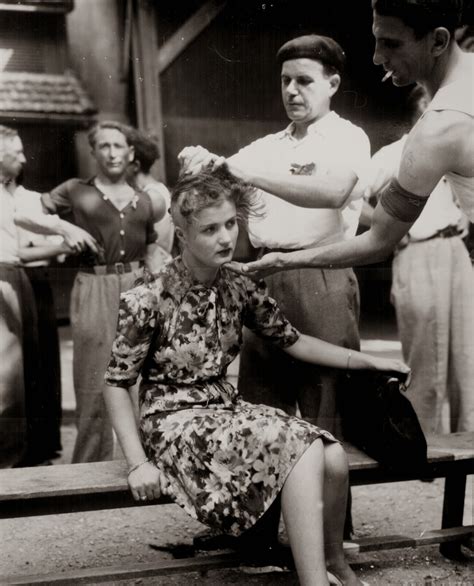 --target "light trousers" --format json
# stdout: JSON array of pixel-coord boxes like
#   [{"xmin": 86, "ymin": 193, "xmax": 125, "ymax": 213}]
[
  {"xmin": 70, "ymin": 269, "xmax": 142, "ymax": 463},
  {"xmin": 391, "ymin": 237, "xmax": 474, "ymax": 434}
]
